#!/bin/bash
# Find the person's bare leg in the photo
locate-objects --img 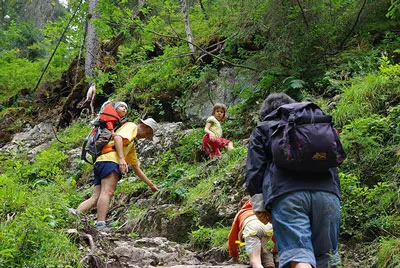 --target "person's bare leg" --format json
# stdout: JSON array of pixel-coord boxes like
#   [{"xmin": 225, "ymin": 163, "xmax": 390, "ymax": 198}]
[
  {"xmin": 96, "ymin": 172, "xmax": 118, "ymax": 221},
  {"xmin": 248, "ymin": 249, "xmax": 264, "ymax": 268},
  {"xmin": 227, "ymin": 141, "xmax": 234, "ymax": 151},
  {"xmin": 291, "ymin": 262, "xmax": 312, "ymax": 268},
  {"xmin": 77, "ymin": 185, "xmax": 101, "ymax": 214}
]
